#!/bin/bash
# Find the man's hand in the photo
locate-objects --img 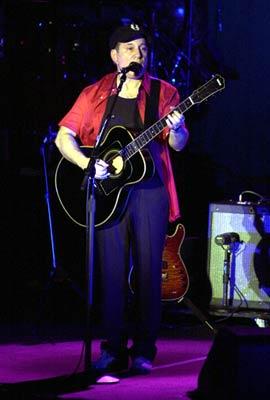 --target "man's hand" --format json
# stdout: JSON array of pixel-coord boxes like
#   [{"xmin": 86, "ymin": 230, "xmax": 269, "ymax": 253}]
[
  {"xmin": 95, "ymin": 159, "xmax": 110, "ymax": 179},
  {"xmin": 166, "ymin": 110, "xmax": 189, "ymax": 151},
  {"xmin": 165, "ymin": 110, "xmax": 185, "ymax": 132}
]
